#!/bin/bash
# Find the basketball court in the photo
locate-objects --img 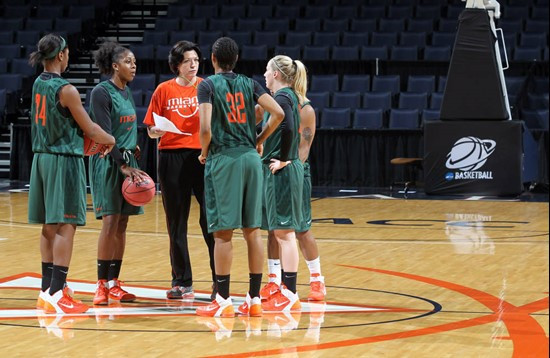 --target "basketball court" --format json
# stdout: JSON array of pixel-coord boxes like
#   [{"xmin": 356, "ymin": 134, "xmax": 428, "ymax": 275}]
[{"xmin": 0, "ymin": 183, "xmax": 547, "ymax": 357}]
